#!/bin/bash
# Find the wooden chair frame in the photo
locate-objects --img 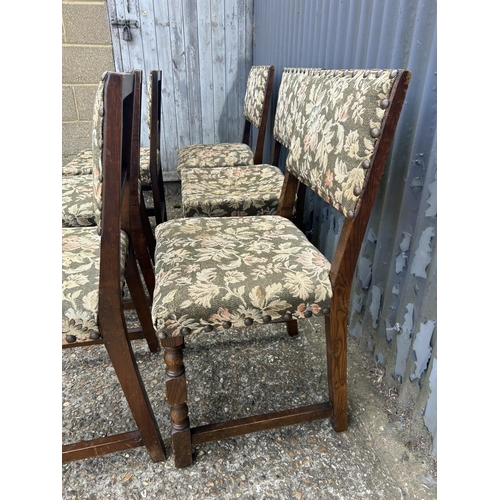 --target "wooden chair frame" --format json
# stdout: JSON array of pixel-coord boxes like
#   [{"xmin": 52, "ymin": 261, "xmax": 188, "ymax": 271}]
[
  {"xmin": 152, "ymin": 69, "xmax": 411, "ymax": 468},
  {"xmin": 242, "ymin": 65, "xmax": 275, "ymax": 165},
  {"xmin": 142, "ymin": 70, "xmax": 167, "ymax": 226},
  {"xmin": 62, "ymin": 71, "xmax": 166, "ymax": 463}
]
